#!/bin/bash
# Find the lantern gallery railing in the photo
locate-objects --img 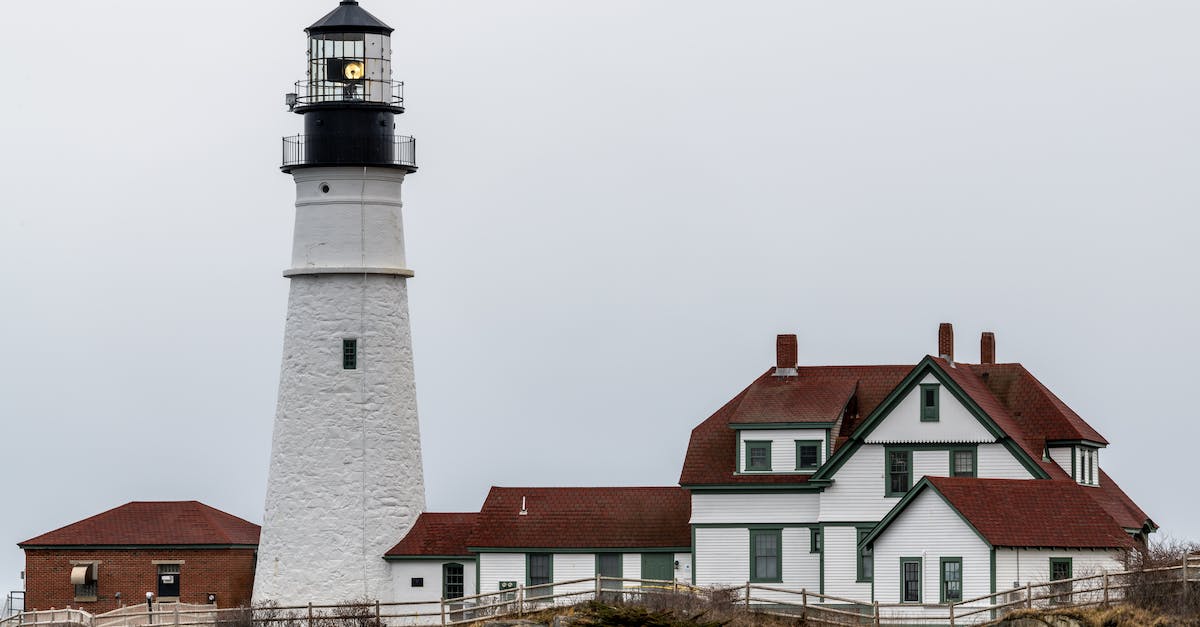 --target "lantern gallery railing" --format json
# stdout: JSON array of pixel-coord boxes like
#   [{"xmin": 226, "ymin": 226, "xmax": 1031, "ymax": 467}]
[
  {"xmin": 289, "ymin": 79, "xmax": 404, "ymax": 108},
  {"xmin": 281, "ymin": 135, "xmax": 417, "ymax": 169}
]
